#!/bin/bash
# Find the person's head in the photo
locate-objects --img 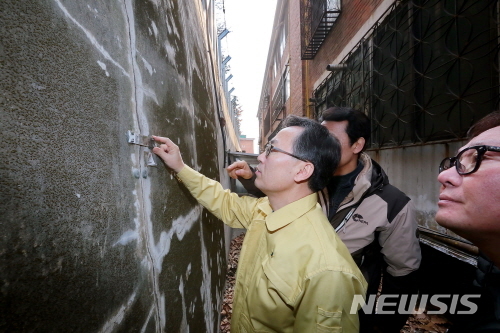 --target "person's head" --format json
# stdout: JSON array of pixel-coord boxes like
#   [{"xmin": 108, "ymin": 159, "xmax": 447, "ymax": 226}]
[
  {"xmin": 320, "ymin": 107, "xmax": 371, "ymax": 175},
  {"xmin": 436, "ymin": 111, "xmax": 500, "ymax": 246},
  {"xmin": 255, "ymin": 115, "xmax": 341, "ymax": 196},
  {"xmin": 467, "ymin": 111, "xmax": 500, "ymax": 140}
]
